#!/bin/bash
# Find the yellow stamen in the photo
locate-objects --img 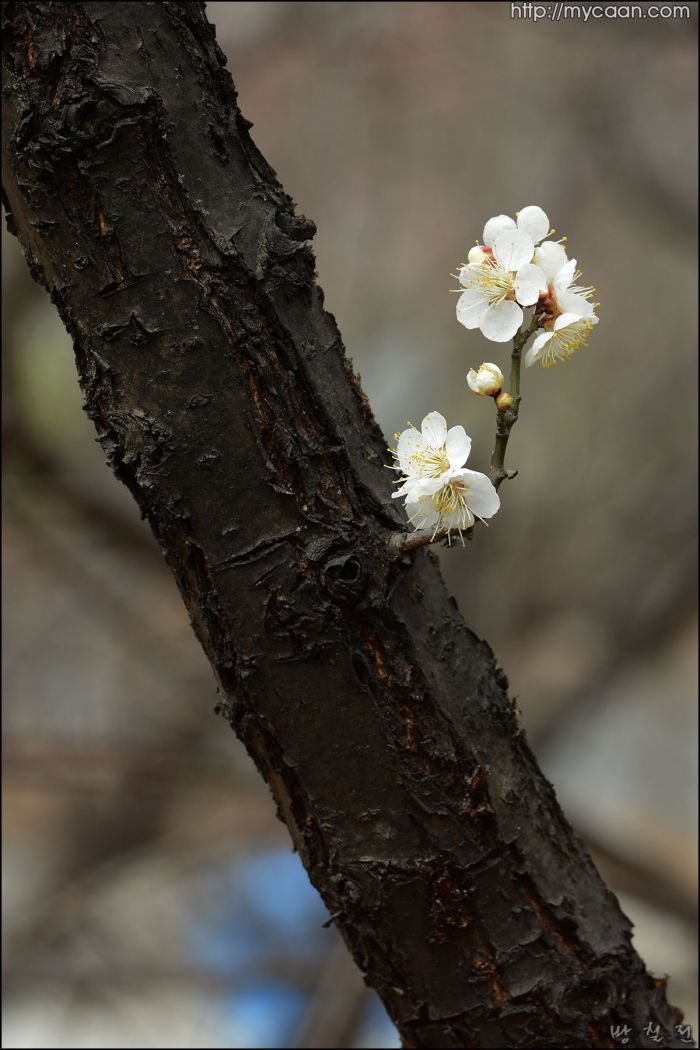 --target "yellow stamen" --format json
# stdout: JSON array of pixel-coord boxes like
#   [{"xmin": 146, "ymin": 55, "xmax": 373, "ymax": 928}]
[
  {"xmin": 540, "ymin": 318, "xmax": 596, "ymax": 367},
  {"xmin": 434, "ymin": 480, "xmax": 473, "ymax": 530},
  {"xmin": 461, "ymin": 257, "xmax": 514, "ymax": 307}
]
